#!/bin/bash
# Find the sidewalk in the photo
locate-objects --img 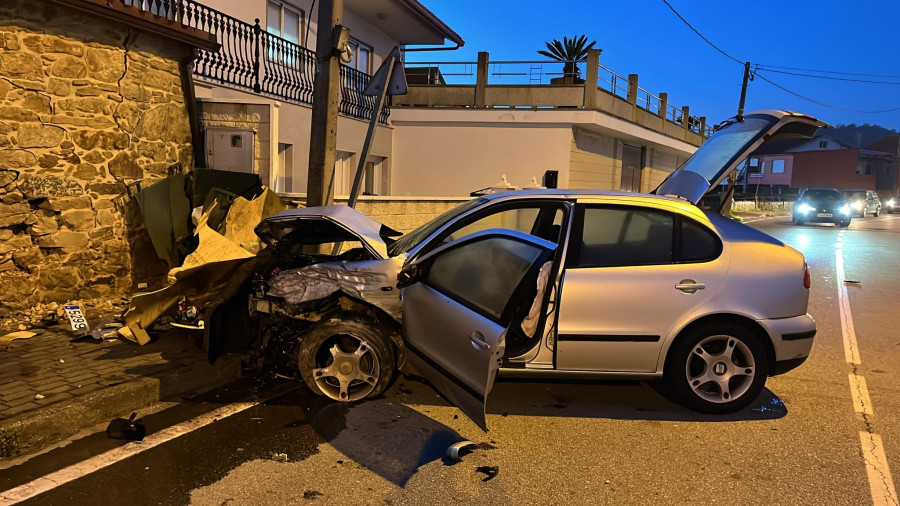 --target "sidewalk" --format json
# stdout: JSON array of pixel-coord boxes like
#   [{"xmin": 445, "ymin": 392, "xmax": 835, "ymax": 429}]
[{"xmin": 0, "ymin": 303, "xmax": 241, "ymax": 459}]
